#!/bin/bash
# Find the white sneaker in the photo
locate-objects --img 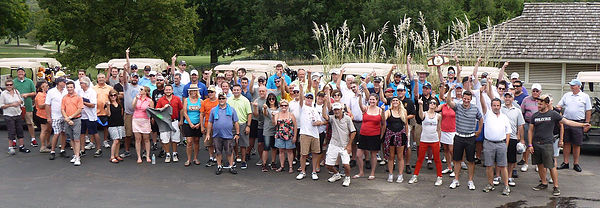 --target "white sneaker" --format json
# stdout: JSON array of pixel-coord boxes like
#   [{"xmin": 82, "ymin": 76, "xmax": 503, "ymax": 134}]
[
  {"xmin": 255, "ymin": 160, "xmax": 263, "ymax": 166},
  {"xmin": 435, "ymin": 177, "xmax": 443, "ymax": 186},
  {"xmin": 535, "ymin": 166, "xmax": 539, "ymax": 172},
  {"xmin": 468, "ymin": 181, "xmax": 475, "ymax": 190},
  {"xmin": 311, "ymin": 172, "xmax": 319, "ymax": 180},
  {"xmin": 376, "ymin": 153, "xmax": 382, "ymax": 161},
  {"xmin": 328, "ymin": 173, "xmax": 342, "ymax": 182},
  {"xmin": 165, "ymin": 154, "xmax": 171, "ymax": 163},
  {"xmin": 85, "ymin": 136, "xmax": 90, "ymax": 143},
  {"xmin": 449, "ymin": 180, "xmax": 460, "ymax": 189},
  {"xmin": 493, "ymin": 176, "xmax": 501, "ymax": 185},
  {"xmin": 427, "ymin": 160, "xmax": 433, "ymax": 164},
  {"xmin": 172, "ymin": 153, "xmax": 179, "ymax": 162},
  {"xmin": 548, "ymin": 176, "xmax": 554, "ymax": 184},
  {"xmin": 396, "ymin": 174, "xmax": 404, "ymax": 183},
  {"xmin": 379, "ymin": 160, "xmax": 387, "ymax": 165},
  {"xmin": 461, "ymin": 162, "xmax": 468, "ymax": 170},
  {"xmin": 84, "ymin": 142, "xmax": 95, "ymax": 150},
  {"xmin": 387, "ymin": 174, "xmax": 394, "ymax": 183},
  {"xmin": 103, "ymin": 140, "xmax": 110, "ymax": 148},
  {"xmin": 442, "ymin": 156, "xmax": 447, "ymax": 163},
  {"xmin": 74, "ymin": 157, "xmax": 81, "ymax": 166},
  {"xmin": 521, "ymin": 164, "xmax": 529, "ymax": 172},
  {"xmin": 508, "ymin": 178, "xmax": 516, "ymax": 187},
  {"xmin": 342, "ymin": 176, "xmax": 351, "ymax": 187},
  {"xmin": 236, "ymin": 158, "xmax": 242, "ymax": 163},
  {"xmin": 296, "ymin": 172, "xmax": 306, "ymax": 180},
  {"xmin": 408, "ymin": 175, "xmax": 418, "ymax": 184},
  {"xmin": 70, "ymin": 155, "xmax": 76, "ymax": 163},
  {"xmin": 450, "ymin": 172, "xmax": 456, "ymax": 177},
  {"xmin": 442, "ymin": 168, "xmax": 453, "ymax": 174}
]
